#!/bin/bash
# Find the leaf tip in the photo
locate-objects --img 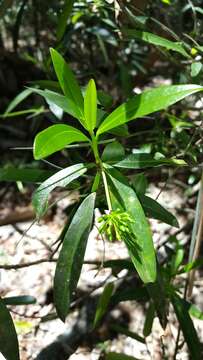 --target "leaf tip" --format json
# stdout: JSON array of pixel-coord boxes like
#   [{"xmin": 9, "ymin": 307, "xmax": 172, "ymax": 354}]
[
  {"xmin": 59, "ymin": 314, "xmax": 66, "ymax": 323},
  {"xmin": 90, "ymin": 78, "xmax": 96, "ymax": 85},
  {"xmin": 50, "ymin": 47, "xmax": 55, "ymax": 54},
  {"xmin": 173, "ymin": 218, "xmax": 179, "ymax": 228},
  {"xmin": 50, "ymin": 47, "xmax": 59, "ymax": 62}
]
